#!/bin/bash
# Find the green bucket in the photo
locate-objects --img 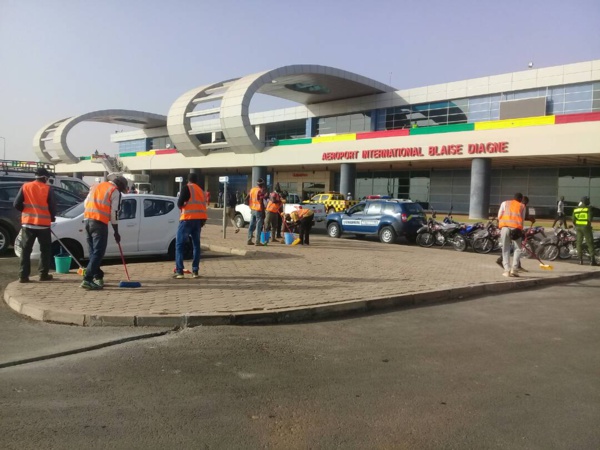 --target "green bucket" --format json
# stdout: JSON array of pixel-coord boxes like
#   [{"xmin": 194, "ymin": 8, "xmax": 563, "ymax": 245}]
[{"xmin": 54, "ymin": 255, "xmax": 72, "ymax": 274}]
